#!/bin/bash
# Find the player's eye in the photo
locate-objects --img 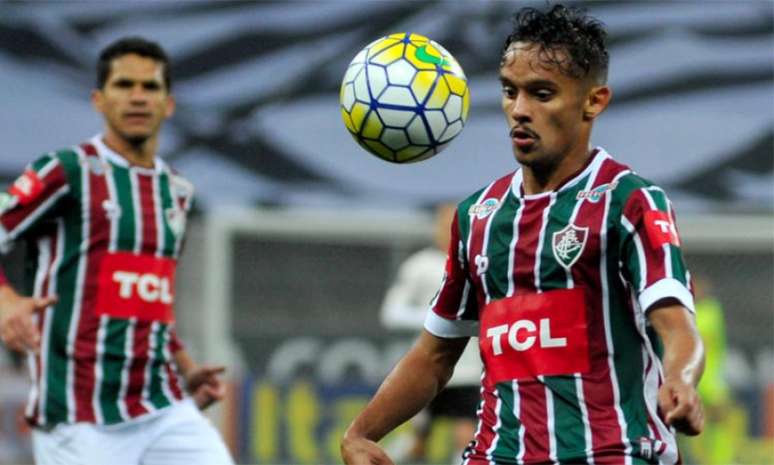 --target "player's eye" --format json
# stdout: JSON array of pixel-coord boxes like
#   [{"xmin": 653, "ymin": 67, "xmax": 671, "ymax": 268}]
[
  {"xmin": 113, "ymin": 79, "xmax": 133, "ymax": 89},
  {"xmin": 533, "ymin": 89, "xmax": 554, "ymax": 100},
  {"xmin": 501, "ymin": 85, "xmax": 516, "ymax": 98},
  {"xmin": 143, "ymin": 82, "xmax": 162, "ymax": 91}
]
